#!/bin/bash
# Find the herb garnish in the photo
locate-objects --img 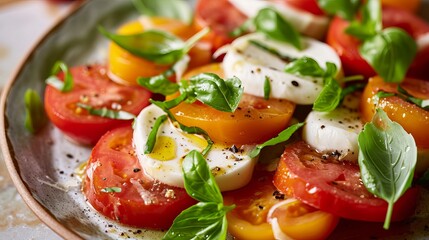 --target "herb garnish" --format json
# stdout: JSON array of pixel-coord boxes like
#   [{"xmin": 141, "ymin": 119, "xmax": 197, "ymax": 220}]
[
  {"xmin": 101, "ymin": 187, "xmax": 122, "ymax": 193},
  {"xmin": 231, "ymin": 8, "xmax": 303, "ymax": 50},
  {"xmin": 144, "ymin": 114, "xmax": 168, "ymax": 154},
  {"xmin": 264, "ymin": 76, "xmax": 271, "ymax": 100},
  {"xmin": 319, "ymin": 0, "xmax": 417, "ymax": 82},
  {"xmin": 249, "ymin": 40, "xmax": 296, "ymax": 63},
  {"xmin": 358, "ymin": 108, "xmax": 417, "ymax": 229},
  {"xmin": 99, "ymin": 26, "xmax": 209, "ymax": 65},
  {"xmin": 24, "ymin": 89, "xmax": 47, "ymax": 133},
  {"xmin": 374, "ymin": 86, "xmax": 429, "ymax": 110},
  {"xmin": 249, "ymin": 122, "xmax": 304, "ymax": 158},
  {"xmin": 76, "ymin": 103, "xmax": 136, "ymax": 120},
  {"xmin": 163, "ymin": 150, "xmax": 234, "ymax": 240},
  {"xmin": 132, "ymin": 0, "xmax": 193, "ymax": 25},
  {"xmin": 45, "ymin": 61, "xmax": 73, "ymax": 92},
  {"xmin": 317, "ymin": 0, "xmax": 360, "ymax": 21}
]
